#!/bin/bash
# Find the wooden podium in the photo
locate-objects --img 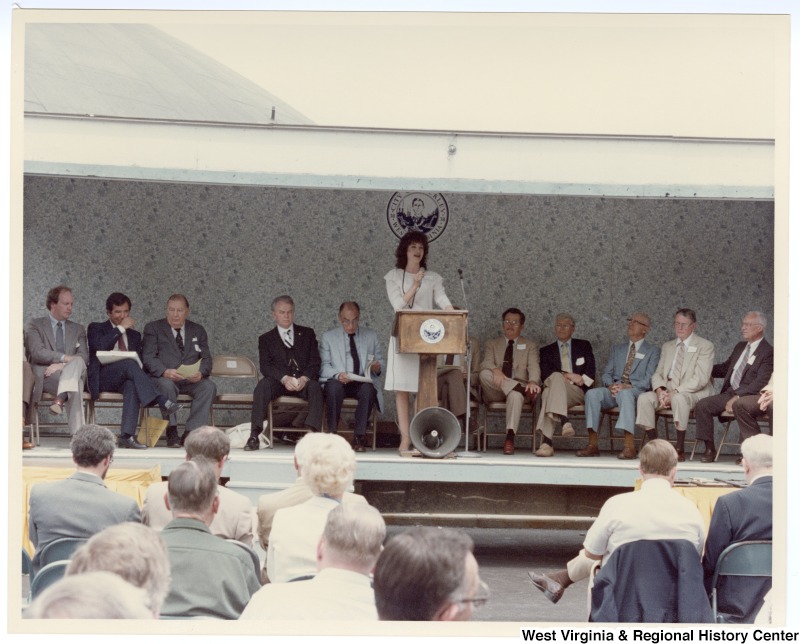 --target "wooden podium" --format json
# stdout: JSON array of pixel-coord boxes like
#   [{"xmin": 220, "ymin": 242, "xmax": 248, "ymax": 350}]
[{"xmin": 392, "ymin": 310, "xmax": 468, "ymax": 410}]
